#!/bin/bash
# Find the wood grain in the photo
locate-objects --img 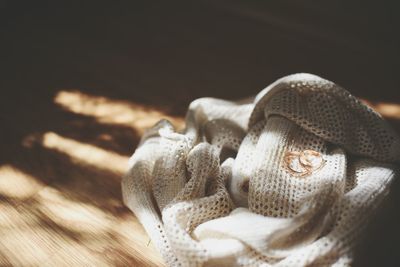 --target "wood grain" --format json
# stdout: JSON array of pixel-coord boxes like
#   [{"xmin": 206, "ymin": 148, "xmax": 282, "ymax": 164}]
[{"xmin": 0, "ymin": 0, "xmax": 399, "ymax": 266}]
